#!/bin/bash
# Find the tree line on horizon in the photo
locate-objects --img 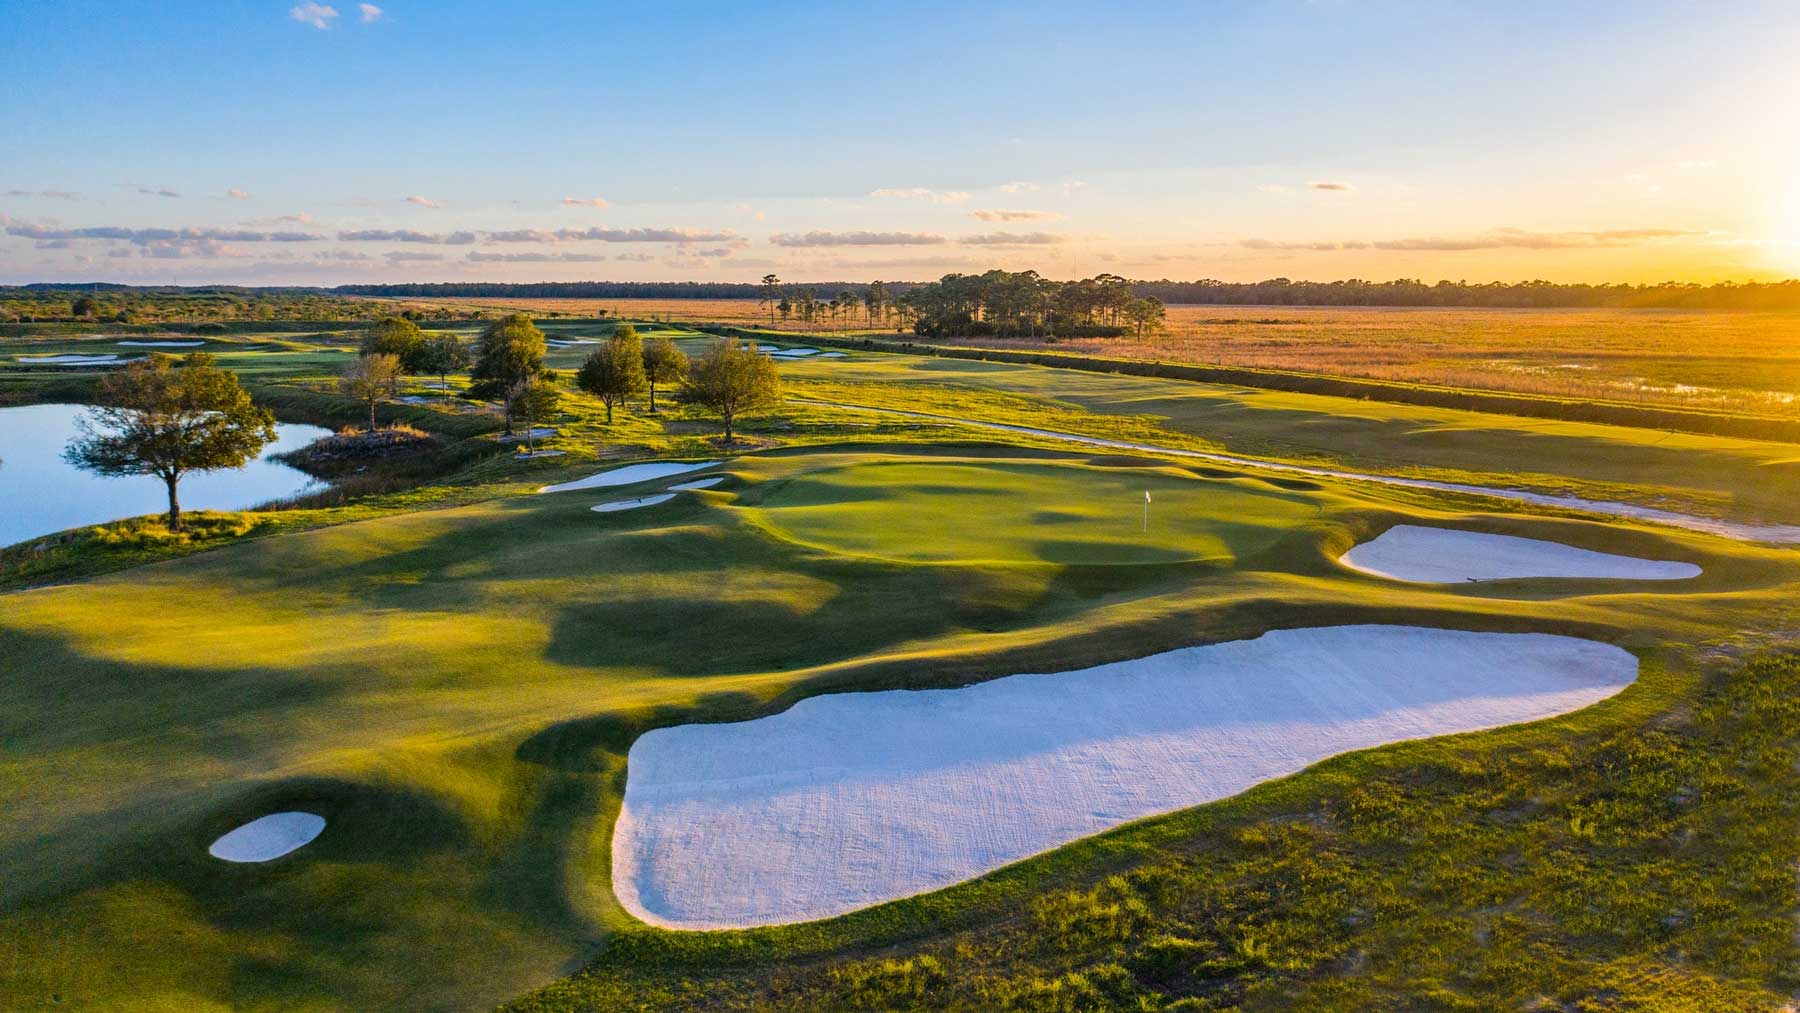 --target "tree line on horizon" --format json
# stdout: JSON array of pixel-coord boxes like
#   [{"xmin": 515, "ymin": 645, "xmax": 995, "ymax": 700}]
[{"xmin": 331, "ymin": 276, "xmax": 1800, "ymax": 311}]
